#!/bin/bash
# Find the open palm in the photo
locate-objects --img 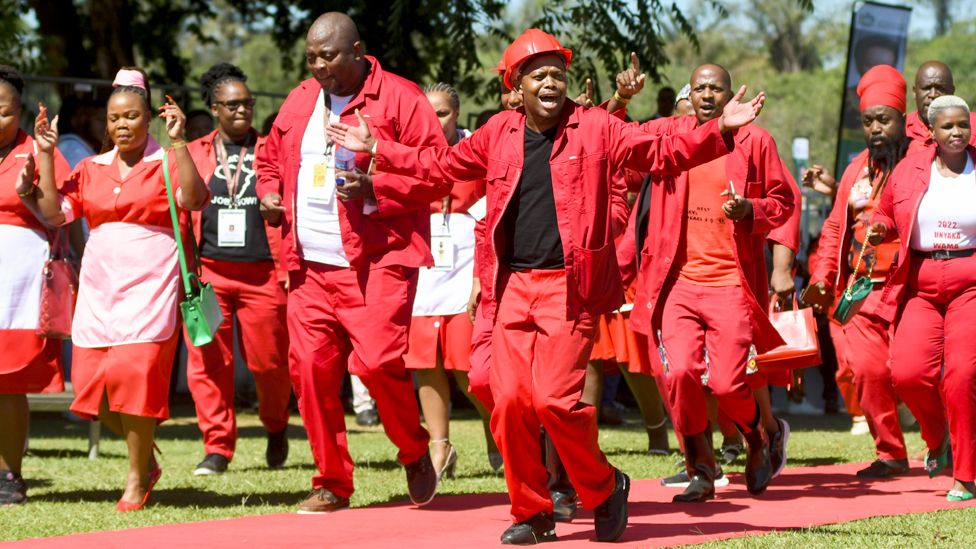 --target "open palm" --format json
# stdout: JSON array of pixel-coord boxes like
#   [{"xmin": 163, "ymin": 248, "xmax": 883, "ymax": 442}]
[
  {"xmin": 720, "ymin": 86, "xmax": 765, "ymax": 130},
  {"xmin": 326, "ymin": 109, "xmax": 374, "ymax": 153}
]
